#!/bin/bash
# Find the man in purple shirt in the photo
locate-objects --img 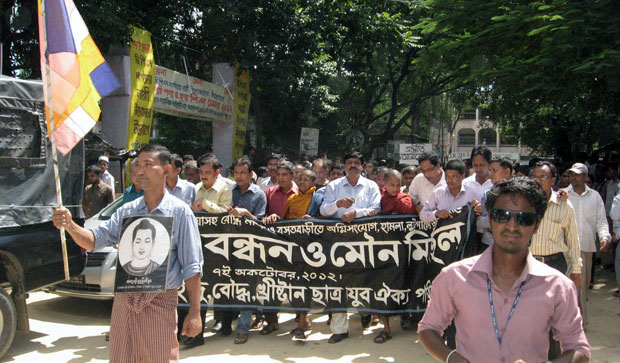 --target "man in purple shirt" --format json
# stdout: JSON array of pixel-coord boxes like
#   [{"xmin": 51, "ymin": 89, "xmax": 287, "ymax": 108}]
[{"xmin": 418, "ymin": 177, "xmax": 590, "ymax": 363}]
